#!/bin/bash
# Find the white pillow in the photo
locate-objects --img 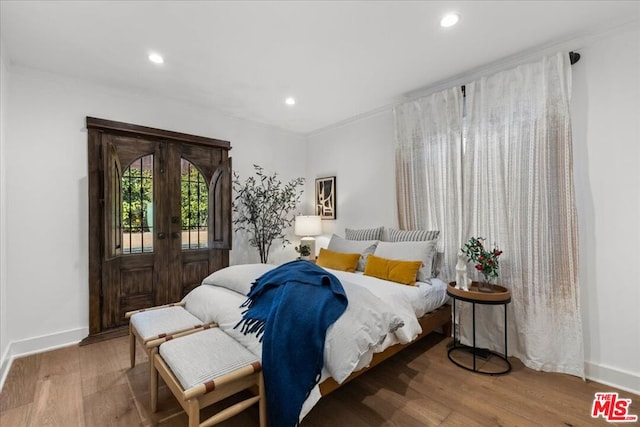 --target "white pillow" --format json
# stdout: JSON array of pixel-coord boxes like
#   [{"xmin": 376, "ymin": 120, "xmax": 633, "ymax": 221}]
[
  {"xmin": 327, "ymin": 234, "xmax": 378, "ymax": 272},
  {"xmin": 201, "ymin": 263, "xmax": 276, "ymax": 295},
  {"xmin": 374, "ymin": 240, "xmax": 437, "ymax": 281}
]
